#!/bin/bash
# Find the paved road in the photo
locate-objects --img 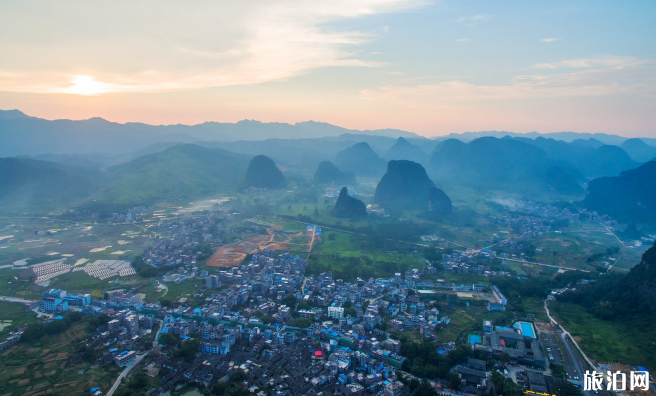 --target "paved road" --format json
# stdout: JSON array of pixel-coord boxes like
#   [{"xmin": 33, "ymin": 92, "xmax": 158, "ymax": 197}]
[
  {"xmin": 544, "ymin": 298, "xmax": 596, "ymax": 371},
  {"xmin": 598, "ymin": 222, "xmax": 631, "ymax": 273},
  {"xmin": 106, "ymin": 353, "xmax": 147, "ymax": 396},
  {"xmin": 152, "ymin": 320, "xmax": 163, "ymax": 348},
  {"xmin": 503, "ymin": 257, "xmax": 590, "ymax": 272}
]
